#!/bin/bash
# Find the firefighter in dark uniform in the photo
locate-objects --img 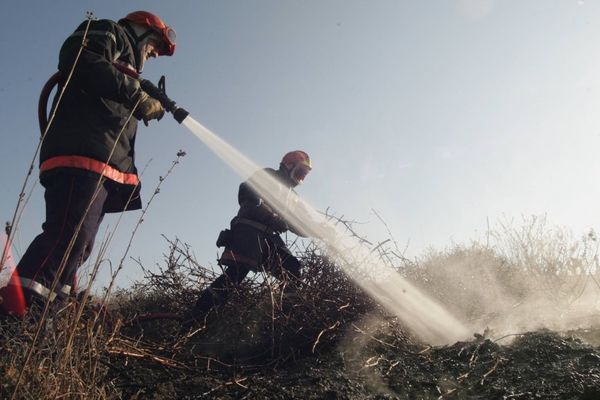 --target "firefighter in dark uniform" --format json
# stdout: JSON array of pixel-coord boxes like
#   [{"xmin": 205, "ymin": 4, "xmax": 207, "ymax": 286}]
[
  {"xmin": 188, "ymin": 151, "xmax": 313, "ymax": 322},
  {"xmin": 0, "ymin": 11, "xmax": 177, "ymax": 316}
]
